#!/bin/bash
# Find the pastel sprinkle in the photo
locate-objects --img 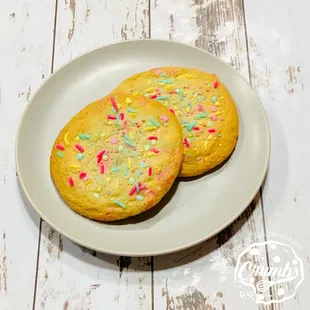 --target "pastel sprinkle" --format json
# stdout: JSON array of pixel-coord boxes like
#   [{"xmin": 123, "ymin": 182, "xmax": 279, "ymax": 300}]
[
  {"xmin": 112, "ymin": 167, "xmax": 120, "ymax": 172},
  {"xmin": 125, "ymin": 97, "xmax": 132, "ymax": 104},
  {"xmin": 77, "ymin": 153, "xmax": 84, "ymax": 160},
  {"xmin": 96, "ymin": 186, "xmax": 102, "ymax": 193},
  {"xmin": 79, "ymin": 172, "xmax": 87, "ymax": 179},
  {"xmin": 85, "ymin": 179, "xmax": 92, "ymax": 186},
  {"xmin": 148, "ymin": 167, "xmax": 152, "ymax": 176},
  {"xmin": 150, "ymin": 117, "xmax": 160, "ymax": 128},
  {"xmin": 56, "ymin": 144, "xmax": 65, "ymax": 150},
  {"xmin": 114, "ymin": 200, "xmax": 126, "ymax": 209},
  {"xmin": 184, "ymin": 138, "xmax": 190, "ymax": 148},
  {"xmin": 169, "ymin": 108, "xmax": 175, "ymax": 114},
  {"xmin": 212, "ymin": 96, "xmax": 217, "ymax": 103},
  {"xmin": 129, "ymin": 186, "xmax": 136, "ymax": 196},
  {"xmin": 125, "ymin": 139, "xmax": 136, "ymax": 147},
  {"xmin": 160, "ymin": 73, "xmax": 168, "ymax": 77},
  {"xmin": 64, "ymin": 131, "xmax": 70, "ymax": 145},
  {"xmin": 137, "ymin": 195, "xmax": 144, "ymax": 201},
  {"xmin": 135, "ymin": 182, "xmax": 140, "ymax": 193},
  {"xmin": 214, "ymin": 81, "xmax": 219, "ymax": 88},
  {"xmin": 129, "ymin": 177, "xmax": 134, "ymax": 184},
  {"xmin": 110, "ymin": 137, "xmax": 118, "ymax": 144},
  {"xmin": 110, "ymin": 96, "xmax": 118, "ymax": 112},
  {"xmin": 115, "ymin": 113, "xmax": 121, "ymax": 124},
  {"xmin": 197, "ymin": 104, "xmax": 204, "ymax": 111},
  {"xmin": 102, "ymin": 155, "xmax": 108, "ymax": 161},
  {"xmin": 176, "ymin": 88, "xmax": 183, "ymax": 101},
  {"xmin": 160, "ymin": 114, "xmax": 169, "ymax": 122},
  {"xmin": 75, "ymin": 144, "xmax": 84, "ymax": 153},
  {"xmin": 120, "ymin": 113, "xmax": 124, "ymax": 120},
  {"xmin": 211, "ymin": 114, "xmax": 217, "ymax": 121},
  {"xmin": 107, "ymin": 115, "xmax": 117, "ymax": 120},
  {"xmin": 156, "ymin": 96, "xmax": 169, "ymax": 100},
  {"xmin": 211, "ymin": 105, "xmax": 217, "ymax": 112},
  {"xmin": 100, "ymin": 165, "xmax": 105, "ymax": 174},
  {"xmin": 208, "ymin": 128, "xmax": 216, "ymax": 133},
  {"xmin": 112, "ymin": 107, "xmax": 117, "ymax": 113},
  {"xmin": 196, "ymin": 112, "xmax": 207, "ymax": 119},
  {"xmin": 144, "ymin": 144, "xmax": 150, "ymax": 151},
  {"xmin": 79, "ymin": 134, "xmax": 90, "ymax": 140},
  {"xmin": 140, "ymin": 161, "xmax": 147, "ymax": 168},
  {"xmin": 136, "ymin": 171, "xmax": 141, "ymax": 178},
  {"xmin": 57, "ymin": 151, "xmax": 64, "ymax": 158},
  {"xmin": 151, "ymin": 140, "xmax": 157, "ymax": 145},
  {"xmin": 127, "ymin": 107, "xmax": 137, "ymax": 114},
  {"xmin": 195, "ymin": 96, "xmax": 206, "ymax": 102},
  {"xmin": 148, "ymin": 136, "xmax": 158, "ymax": 140},
  {"xmin": 124, "ymin": 167, "xmax": 128, "ymax": 176},
  {"xmin": 93, "ymin": 193, "xmax": 100, "ymax": 199},
  {"xmin": 118, "ymin": 145, "xmax": 124, "ymax": 151},
  {"xmin": 144, "ymin": 126, "xmax": 157, "ymax": 131},
  {"xmin": 157, "ymin": 79, "xmax": 173, "ymax": 84},
  {"xmin": 68, "ymin": 177, "xmax": 74, "ymax": 187},
  {"xmin": 207, "ymin": 121, "xmax": 213, "ymax": 127}
]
